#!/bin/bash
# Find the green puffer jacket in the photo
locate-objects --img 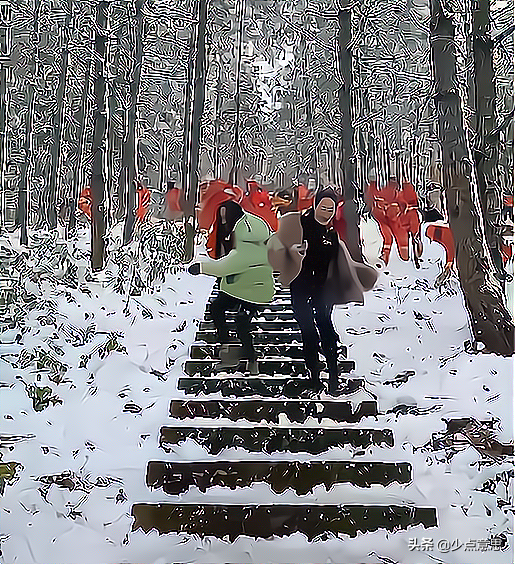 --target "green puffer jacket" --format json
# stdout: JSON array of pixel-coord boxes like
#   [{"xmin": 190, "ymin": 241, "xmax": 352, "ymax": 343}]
[{"xmin": 200, "ymin": 212, "xmax": 275, "ymax": 304}]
